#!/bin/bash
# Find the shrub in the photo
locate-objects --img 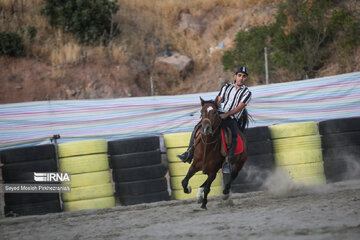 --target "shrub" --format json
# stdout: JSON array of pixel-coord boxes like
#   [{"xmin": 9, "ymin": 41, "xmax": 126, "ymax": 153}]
[
  {"xmin": 42, "ymin": 0, "xmax": 120, "ymax": 45},
  {"xmin": 26, "ymin": 26, "xmax": 37, "ymax": 43},
  {"xmin": 328, "ymin": 9, "xmax": 360, "ymax": 52},
  {"xmin": 0, "ymin": 32, "xmax": 24, "ymax": 57},
  {"xmin": 222, "ymin": 0, "xmax": 360, "ymax": 79},
  {"xmin": 222, "ymin": 25, "xmax": 272, "ymax": 76}
]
